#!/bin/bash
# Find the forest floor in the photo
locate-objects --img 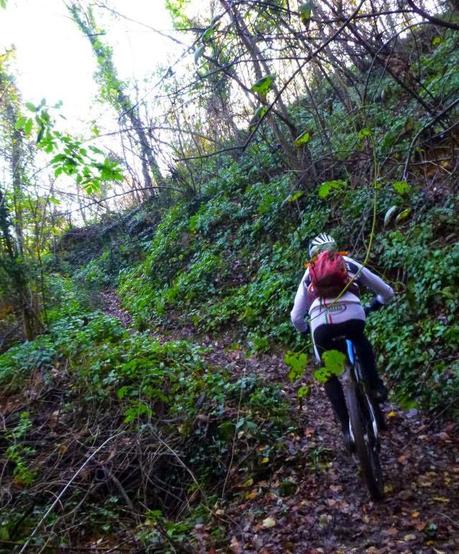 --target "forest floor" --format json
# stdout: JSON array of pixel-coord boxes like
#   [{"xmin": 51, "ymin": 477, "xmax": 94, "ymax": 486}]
[{"xmin": 100, "ymin": 290, "xmax": 458, "ymax": 554}]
